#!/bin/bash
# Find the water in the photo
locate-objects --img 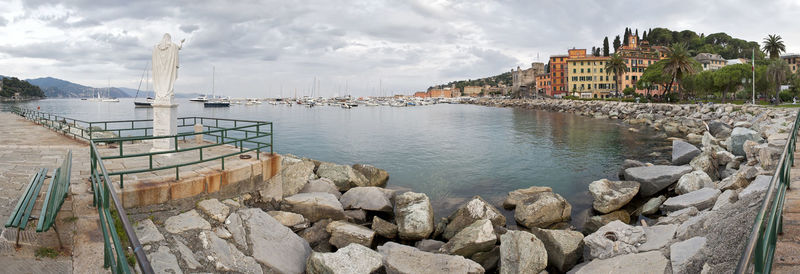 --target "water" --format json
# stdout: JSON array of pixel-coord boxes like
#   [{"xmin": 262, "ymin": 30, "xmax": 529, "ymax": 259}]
[{"xmin": 7, "ymin": 98, "xmax": 669, "ymax": 228}]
